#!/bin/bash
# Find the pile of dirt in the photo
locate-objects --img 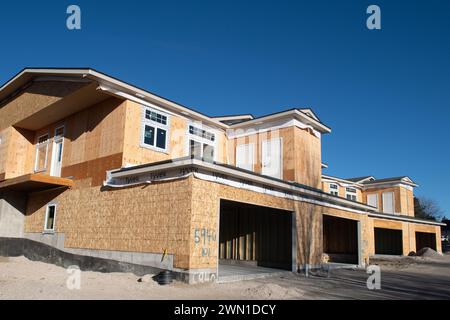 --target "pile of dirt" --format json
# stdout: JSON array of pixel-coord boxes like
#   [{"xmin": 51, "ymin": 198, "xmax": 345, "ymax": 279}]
[
  {"xmin": 416, "ymin": 247, "xmax": 441, "ymax": 258},
  {"xmin": 243, "ymin": 283, "xmax": 303, "ymax": 299}
]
